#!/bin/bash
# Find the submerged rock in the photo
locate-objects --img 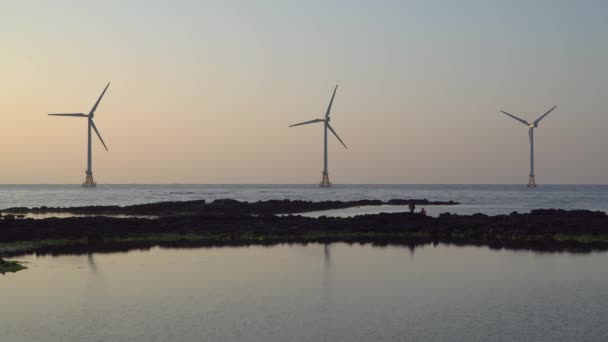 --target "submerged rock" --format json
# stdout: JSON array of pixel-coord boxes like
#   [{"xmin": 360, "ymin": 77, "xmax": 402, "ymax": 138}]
[{"xmin": 0, "ymin": 258, "xmax": 27, "ymax": 274}]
